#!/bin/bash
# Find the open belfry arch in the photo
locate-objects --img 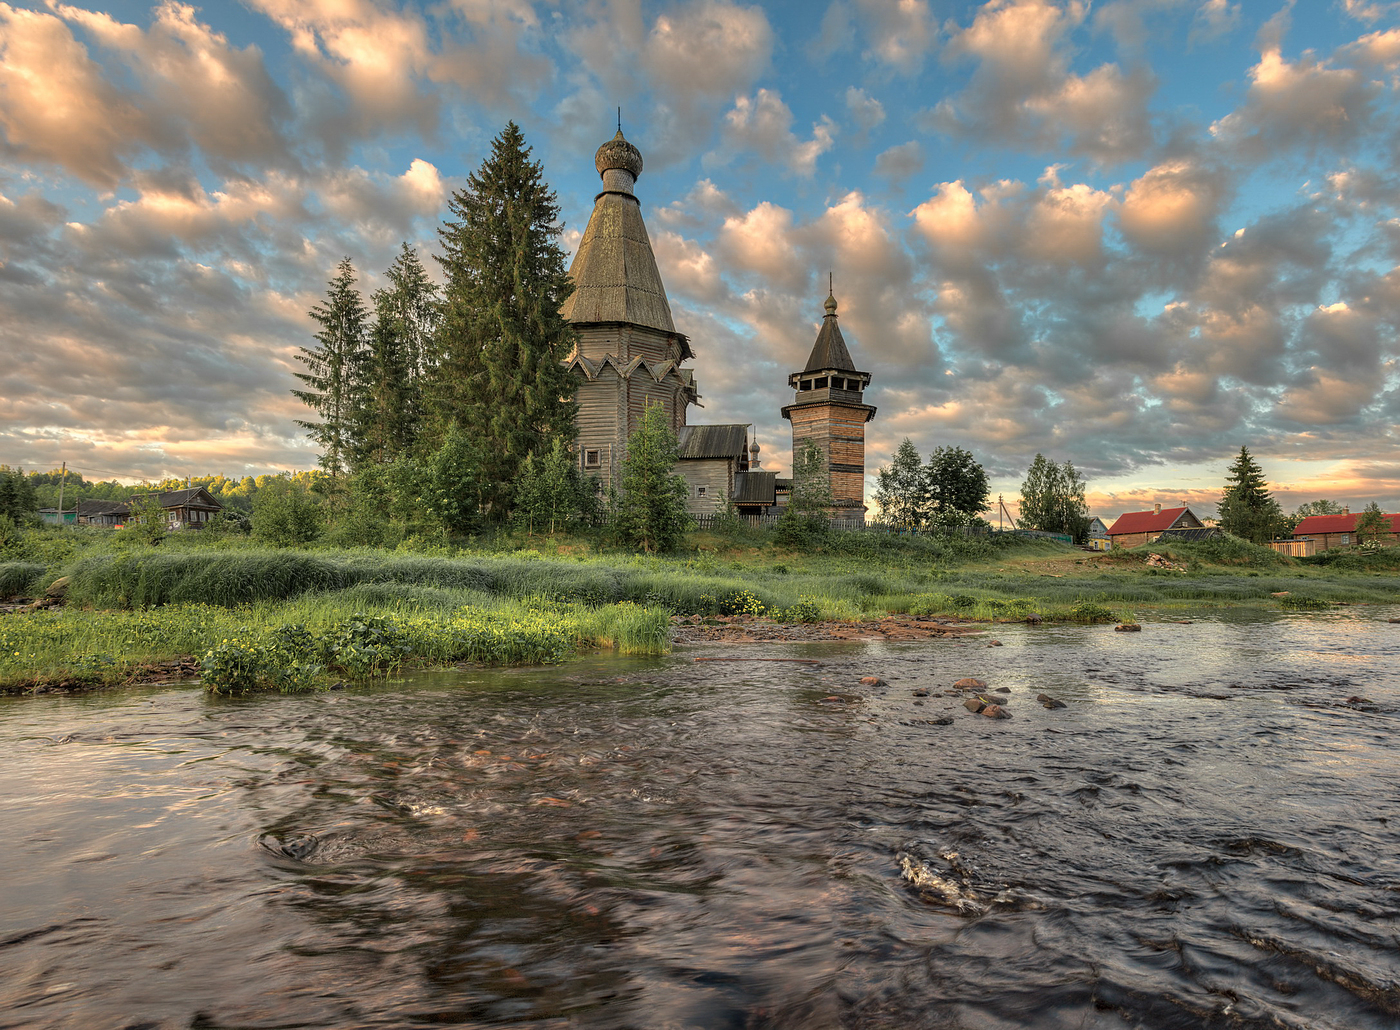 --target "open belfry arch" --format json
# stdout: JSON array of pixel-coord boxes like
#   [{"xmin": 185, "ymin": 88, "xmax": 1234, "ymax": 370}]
[
  {"xmin": 560, "ymin": 128, "xmax": 699, "ymax": 488},
  {"xmin": 781, "ymin": 284, "xmax": 877, "ymax": 517}
]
